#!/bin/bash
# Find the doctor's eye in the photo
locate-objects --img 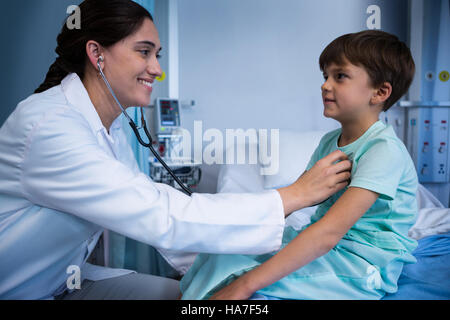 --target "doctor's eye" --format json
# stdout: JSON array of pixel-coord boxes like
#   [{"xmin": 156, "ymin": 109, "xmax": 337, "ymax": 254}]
[
  {"xmin": 139, "ymin": 50, "xmax": 150, "ymax": 57},
  {"xmin": 156, "ymin": 54, "xmax": 162, "ymax": 59}
]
